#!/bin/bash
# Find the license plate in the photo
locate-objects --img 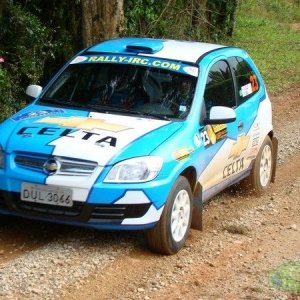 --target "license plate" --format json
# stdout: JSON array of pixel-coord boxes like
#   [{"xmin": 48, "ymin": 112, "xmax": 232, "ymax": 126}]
[{"xmin": 21, "ymin": 183, "xmax": 73, "ymax": 207}]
